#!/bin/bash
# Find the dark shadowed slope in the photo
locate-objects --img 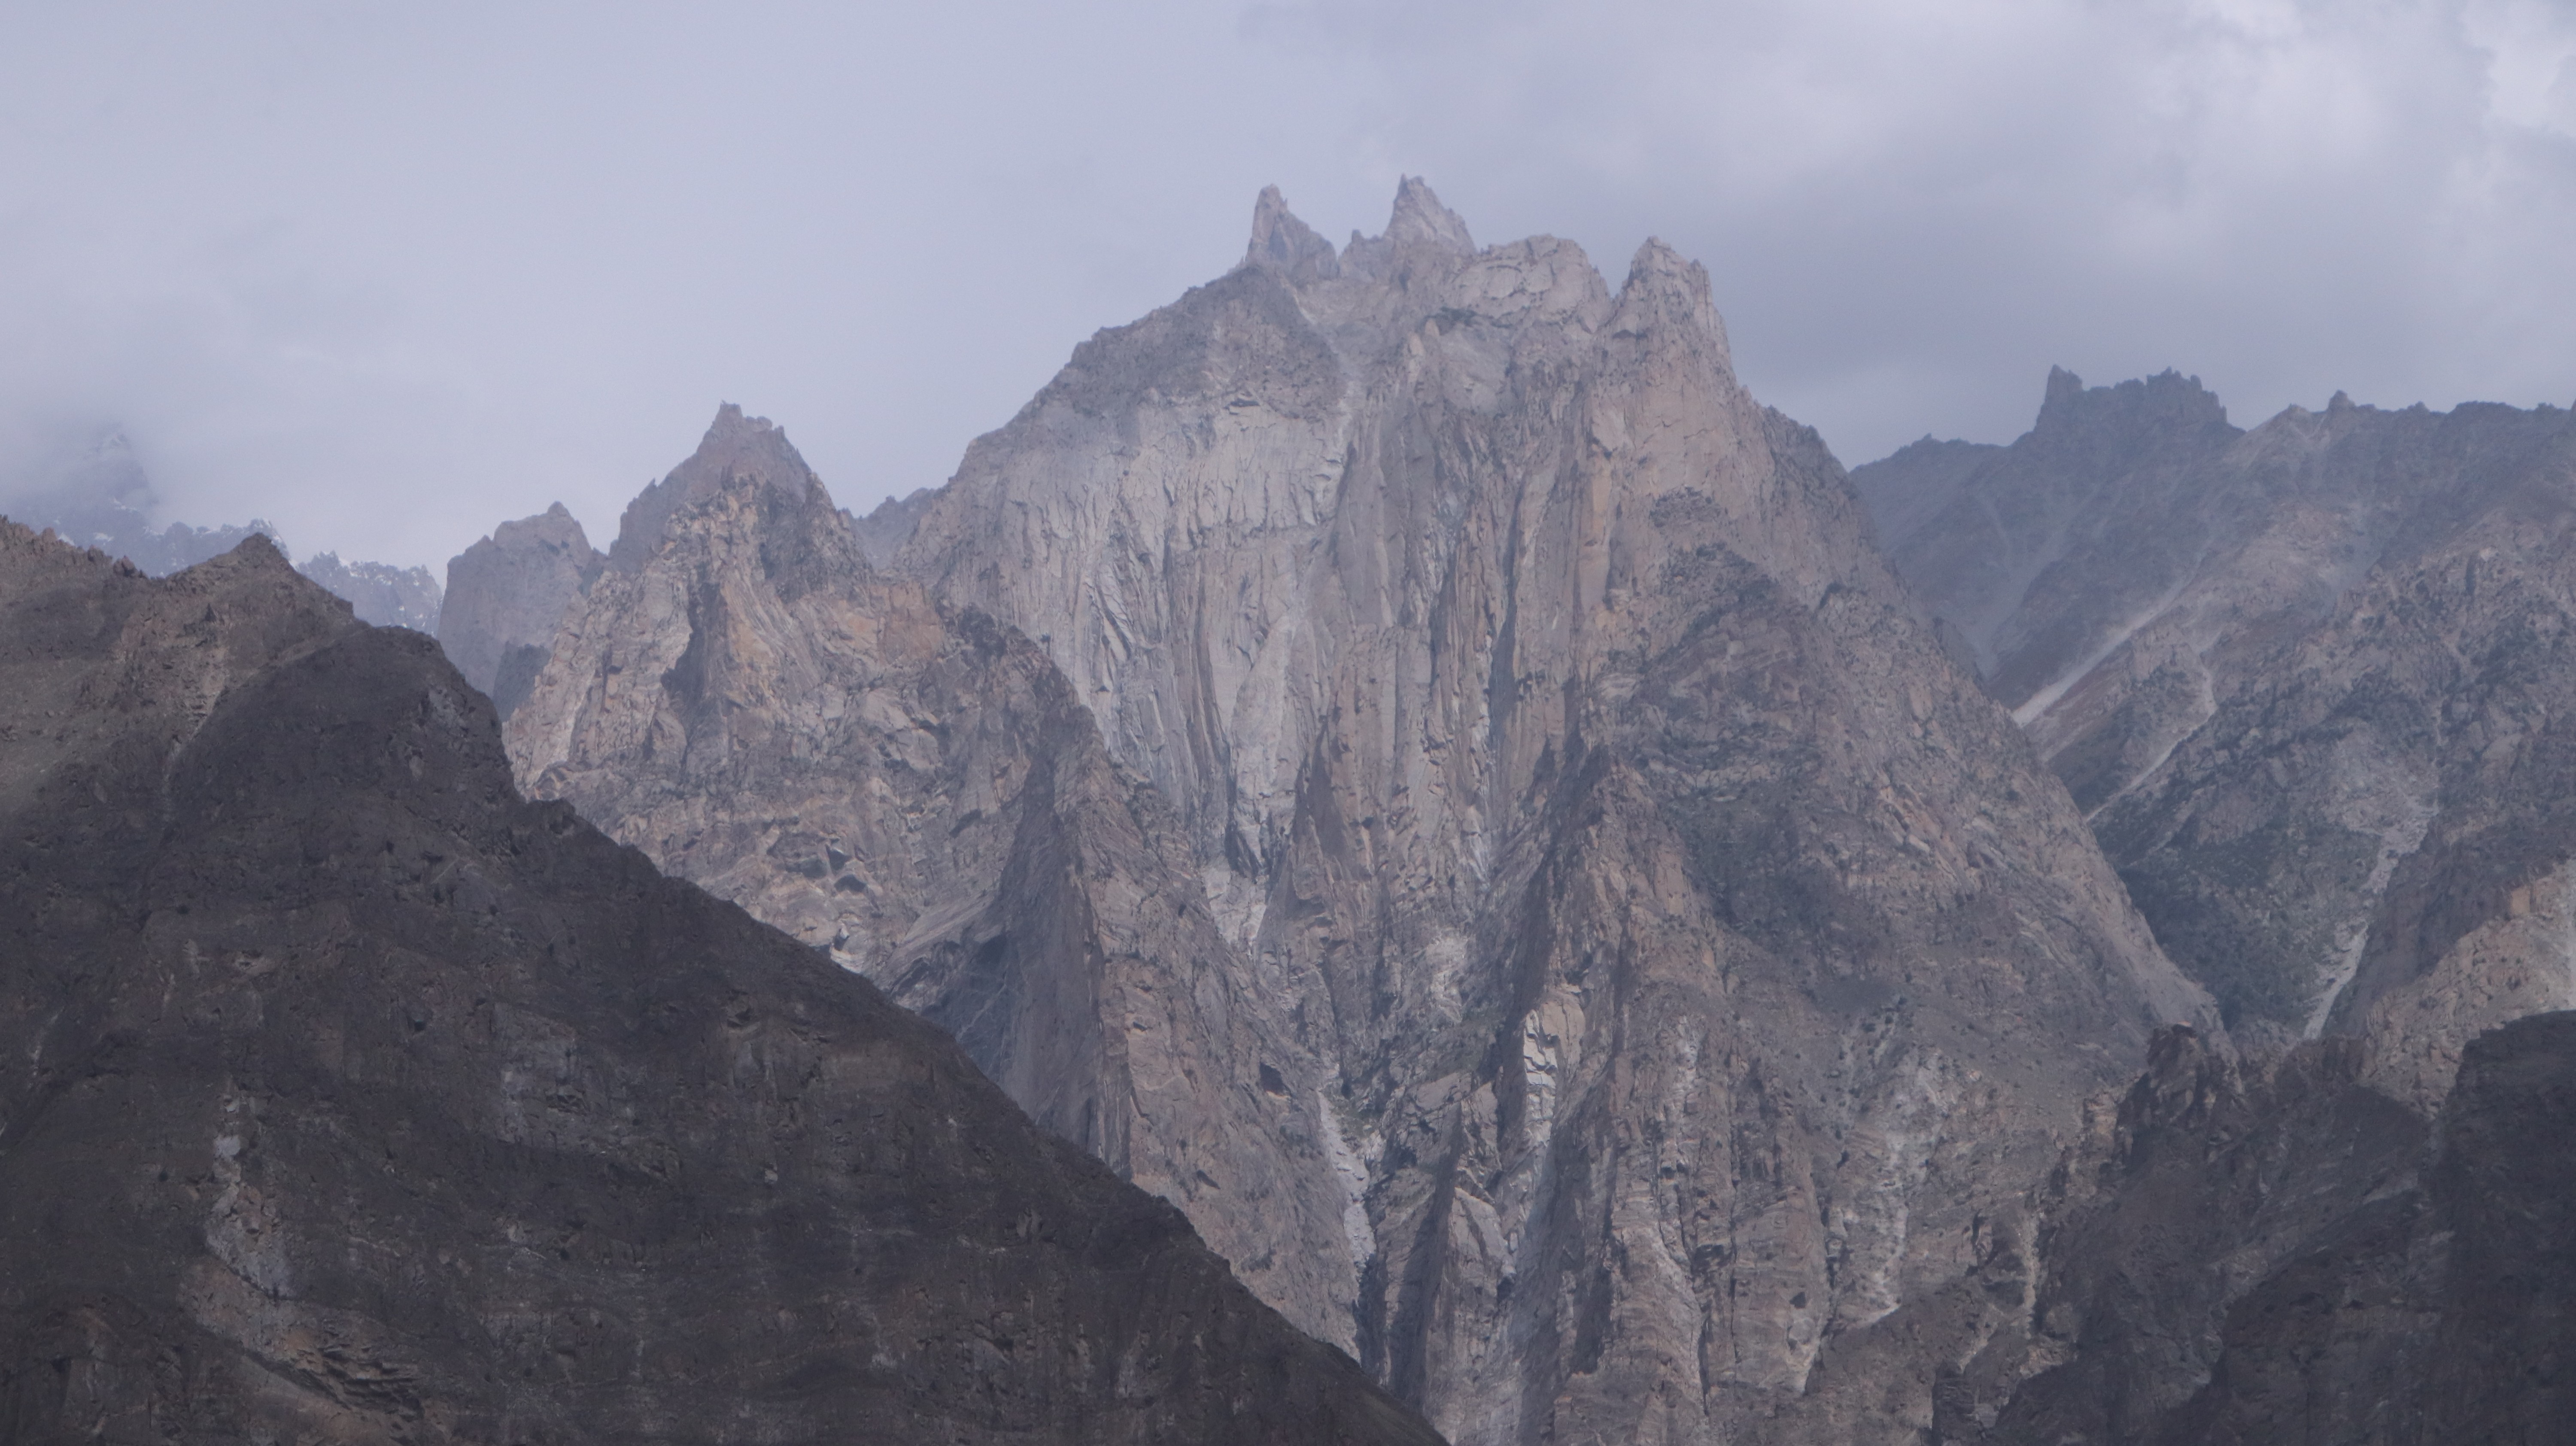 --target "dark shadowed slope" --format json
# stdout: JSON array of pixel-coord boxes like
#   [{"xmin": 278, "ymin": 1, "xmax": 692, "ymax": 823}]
[
  {"xmin": 1975, "ymin": 1013, "xmax": 2576, "ymax": 1445},
  {"xmin": 0, "ymin": 521, "xmax": 1443, "ymax": 1446}
]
